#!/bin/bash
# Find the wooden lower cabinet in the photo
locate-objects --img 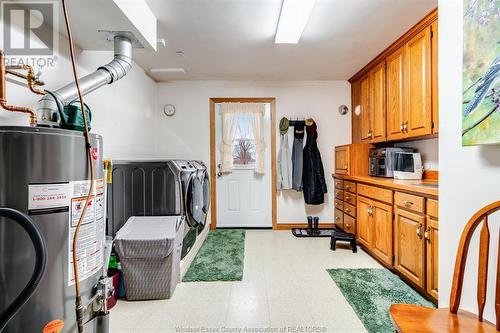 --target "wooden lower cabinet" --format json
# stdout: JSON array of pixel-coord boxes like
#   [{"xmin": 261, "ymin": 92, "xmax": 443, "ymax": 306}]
[
  {"xmin": 357, "ymin": 196, "xmax": 372, "ymax": 248},
  {"xmin": 426, "ymin": 213, "xmax": 439, "ymax": 299},
  {"xmin": 371, "ymin": 200, "xmax": 393, "ymax": 266},
  {"xmin": 394, "ymin": 207, "xmax": 425, "ymax": 288}
]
